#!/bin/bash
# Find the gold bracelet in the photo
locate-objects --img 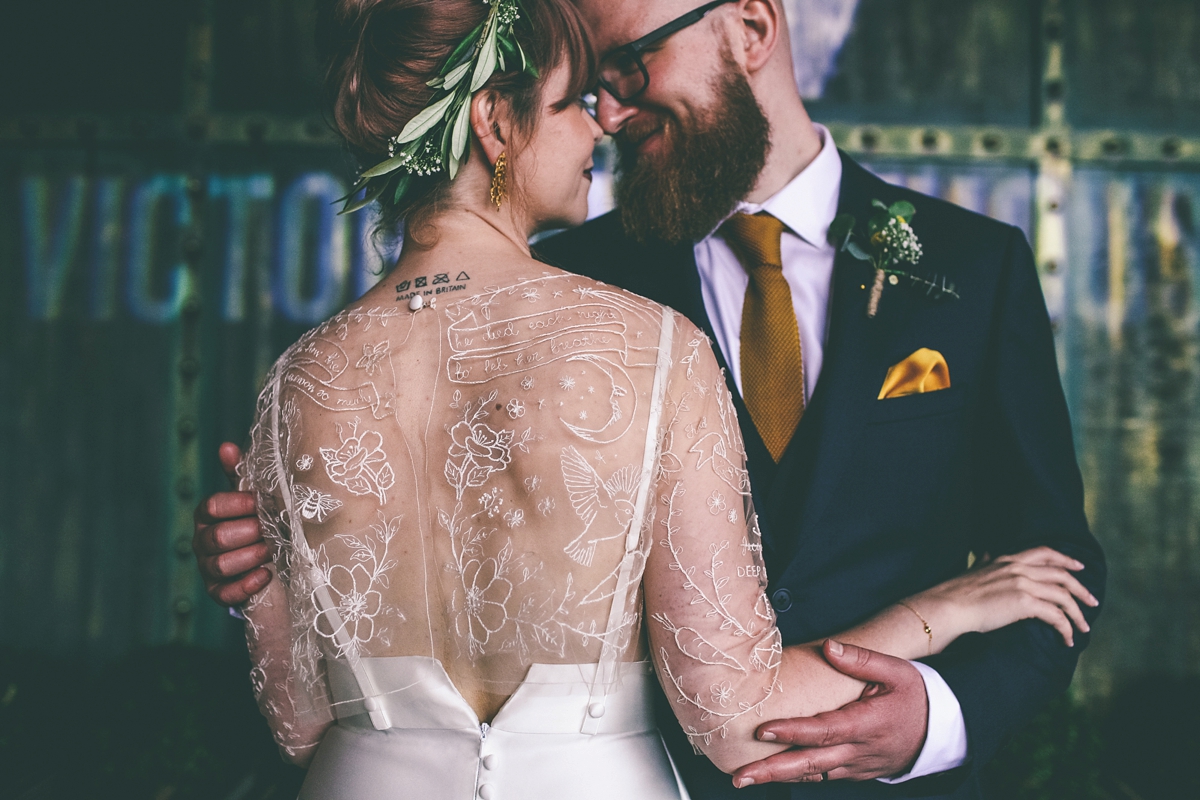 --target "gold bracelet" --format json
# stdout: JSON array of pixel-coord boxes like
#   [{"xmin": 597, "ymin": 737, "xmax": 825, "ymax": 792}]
[{"xmin": 899, "ymin": 602, "xmax": 933, "ymax": 655}]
